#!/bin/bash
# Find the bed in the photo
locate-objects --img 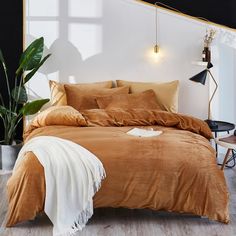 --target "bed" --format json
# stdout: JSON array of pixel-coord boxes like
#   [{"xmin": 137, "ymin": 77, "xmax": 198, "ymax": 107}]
[{"xmin": 6, "ymin": 106, "xmax": 229, "ymax": 226}]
